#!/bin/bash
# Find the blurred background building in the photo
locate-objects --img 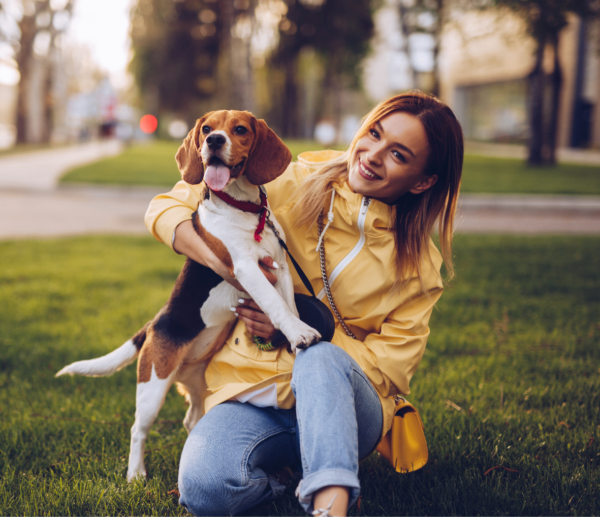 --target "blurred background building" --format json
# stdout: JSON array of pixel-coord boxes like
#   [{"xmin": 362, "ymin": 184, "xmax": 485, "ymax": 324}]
[{"xmin": 1, "ymin": 0, "xmax": 599, "ymax": 161}]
